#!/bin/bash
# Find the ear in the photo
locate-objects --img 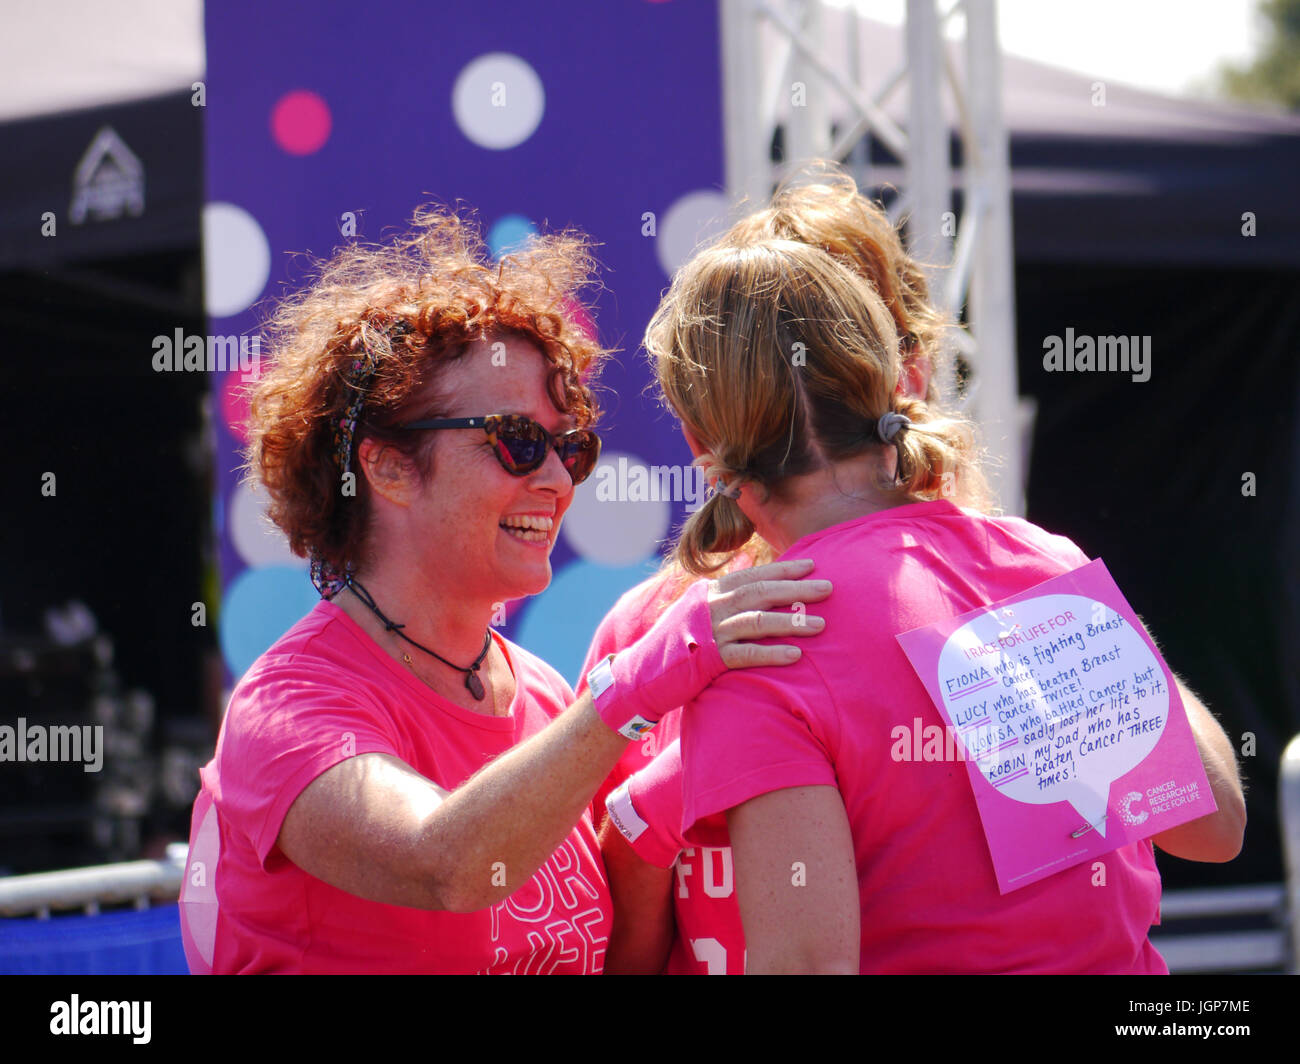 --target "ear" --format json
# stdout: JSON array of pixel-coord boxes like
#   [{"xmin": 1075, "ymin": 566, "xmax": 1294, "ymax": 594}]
[
  {"xmin": 355, "ymin": 436, "xmax": 419, "ymax": 507},
  {"xmin": 681, "ymin": 424, "xmax": 707, "ymax": 460},
  {"xmin": 897, "ymin": 353, "xmax": 932, "ymax": 401}
]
